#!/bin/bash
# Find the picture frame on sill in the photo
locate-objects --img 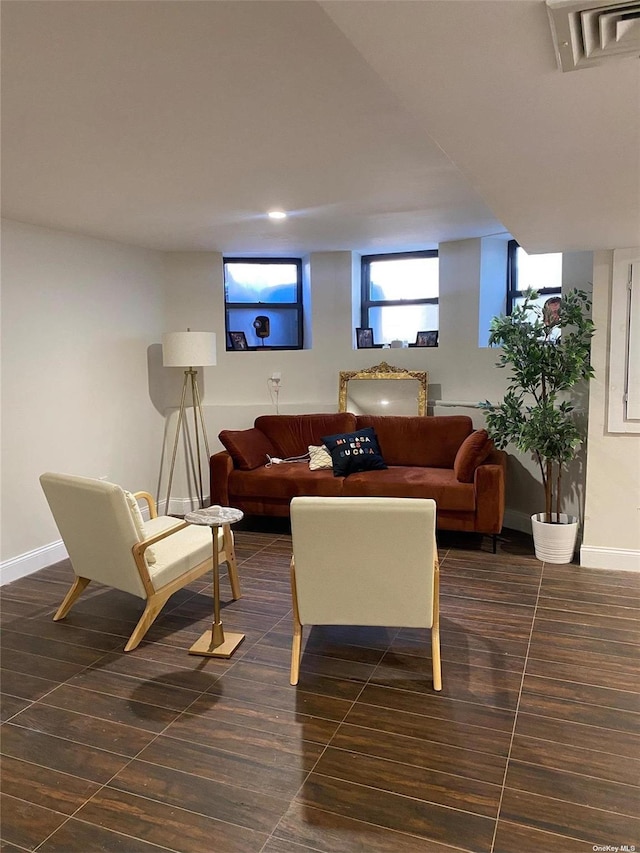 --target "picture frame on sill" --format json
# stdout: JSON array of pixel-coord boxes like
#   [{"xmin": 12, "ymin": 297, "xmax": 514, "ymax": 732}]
[
  {"xmin": 415, "ymin": 330, "xmax": 438, "ymax": 347},
  {"xmin": 229, "ymin": 331, "xmax": 249, "ymax": 351},
  {"xmin": 356, "ymin": 327, "xmax": 374, "ymax": 349}
]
